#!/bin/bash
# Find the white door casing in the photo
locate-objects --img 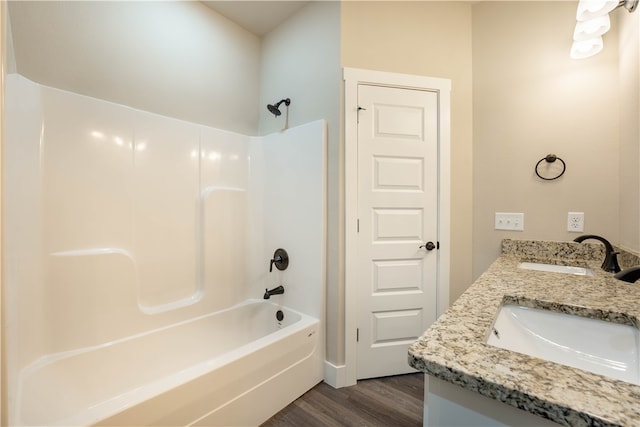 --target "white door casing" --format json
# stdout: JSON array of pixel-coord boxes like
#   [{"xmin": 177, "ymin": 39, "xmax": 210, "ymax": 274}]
[
  {"xmin": 356, "ymin": 84, "xmax": 439, "ymax": 379},
  {"xmin": 342, "ymin": 67, "xmax": 451, "ymax": 387}
]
